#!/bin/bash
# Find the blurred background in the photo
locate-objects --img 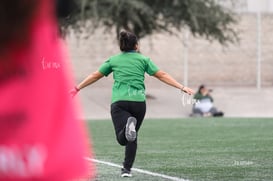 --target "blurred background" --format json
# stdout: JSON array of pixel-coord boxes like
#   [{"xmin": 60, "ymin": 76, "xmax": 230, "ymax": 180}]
[{"xmin": 60, "ymin": 0, "xmax": 273, "ymax": 119}]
